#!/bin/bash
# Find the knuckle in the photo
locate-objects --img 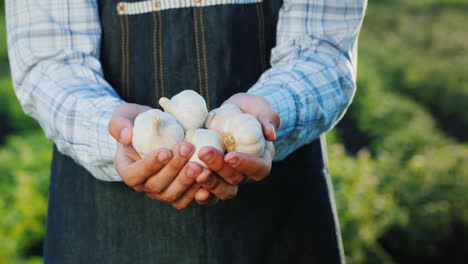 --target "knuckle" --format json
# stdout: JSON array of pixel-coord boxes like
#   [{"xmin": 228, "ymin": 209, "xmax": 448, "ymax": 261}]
[
  {"xmin": 229, "ymin": 174, "xmax": 245, "ymax": 185},
  {"xmin": 144, "ymin": 182, "xmax": 161, "ymax": 194},
  {"xmin": 252, "ymin": 172, "xmax": 269, "ymax": 182},
  {"xmin": 180, "ymin": 172, "xmax": 195, "ymax": 186},
  {"xmin": 168, "ymin": 158, "xmax": 185, "ymax": 172},
  {"xmin": 124, "ymin": 177, "xmax": 138, "ymax": 188},
  {"xmin": 146, "ymin": 193, "xmax": 157, "ymax": 200},
  {"xmin": 206, "ymin": 176, "xmax": 220, "ymax": 191},
  {"xmin": 173, "ymin": 203, "xmax": 188, "ymax": 210},
  {"xmin": 221, "ymin": 188, "xmax": 237, "ymax": 201},
  {"xmin": 163, "ymin": 194, "xmax": 178, "ymax": 203},
  {"xmin": 133, "ymin": 186, "xmax": 144, "ymax": 193}
]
